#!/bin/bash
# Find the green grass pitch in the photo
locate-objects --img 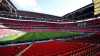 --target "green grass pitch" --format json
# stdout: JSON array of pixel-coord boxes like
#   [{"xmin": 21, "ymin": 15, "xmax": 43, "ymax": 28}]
[{"xmin": 0, "ymin": 32, "xmax": 83, "ymax": 43}]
